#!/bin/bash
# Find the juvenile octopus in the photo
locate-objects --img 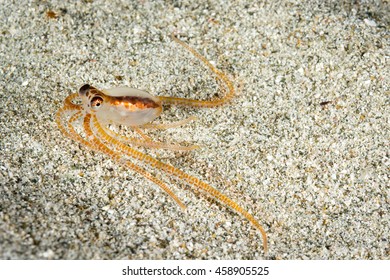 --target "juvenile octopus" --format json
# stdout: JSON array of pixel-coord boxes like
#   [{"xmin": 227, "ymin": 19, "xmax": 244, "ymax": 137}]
[{"xmin": 56, "ymin": 34, "xmax": 268, "ymax": 253}]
